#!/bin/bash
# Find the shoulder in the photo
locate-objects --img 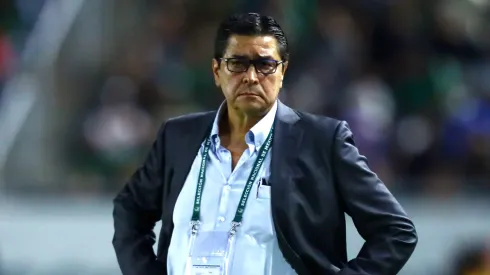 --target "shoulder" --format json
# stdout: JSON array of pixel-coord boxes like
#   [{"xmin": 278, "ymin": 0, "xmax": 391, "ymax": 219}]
[
  {"xmin": 292, "ymin": 109, "xmax": 356, "ymax": 160},
  {"xmin": 295, "ymin": 110, "xmax": 348, "ymax": 140},
  {"xmin": 157, "ymin": 110, "xmax": 217, "ymax": 136}
]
